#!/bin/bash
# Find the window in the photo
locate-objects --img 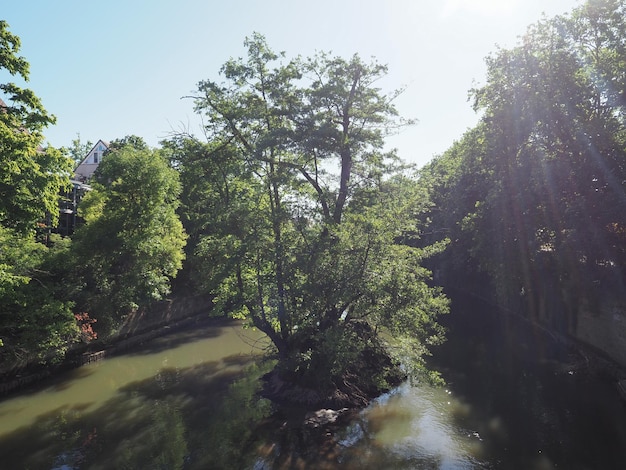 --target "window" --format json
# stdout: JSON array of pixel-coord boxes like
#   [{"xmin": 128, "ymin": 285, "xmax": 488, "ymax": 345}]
[{"xmin": 93, "ymin": 152, "xmax": 99, "ymax": 163}]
